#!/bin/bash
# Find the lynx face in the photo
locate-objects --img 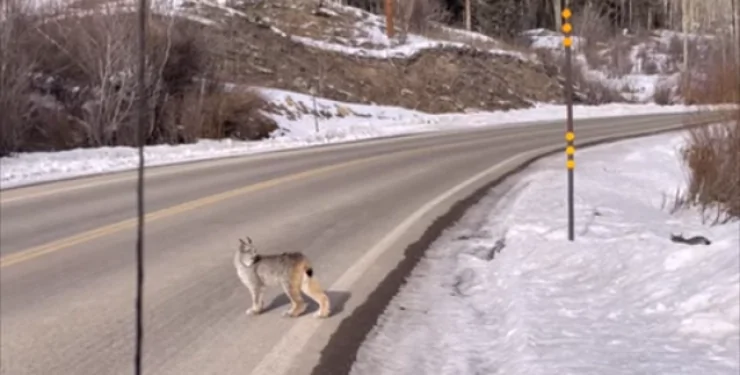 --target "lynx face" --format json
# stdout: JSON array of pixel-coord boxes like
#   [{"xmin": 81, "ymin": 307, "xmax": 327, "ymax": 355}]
[{"xmin": 237, "ymin": 237, "xmax": 259, "ymax": 266}]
